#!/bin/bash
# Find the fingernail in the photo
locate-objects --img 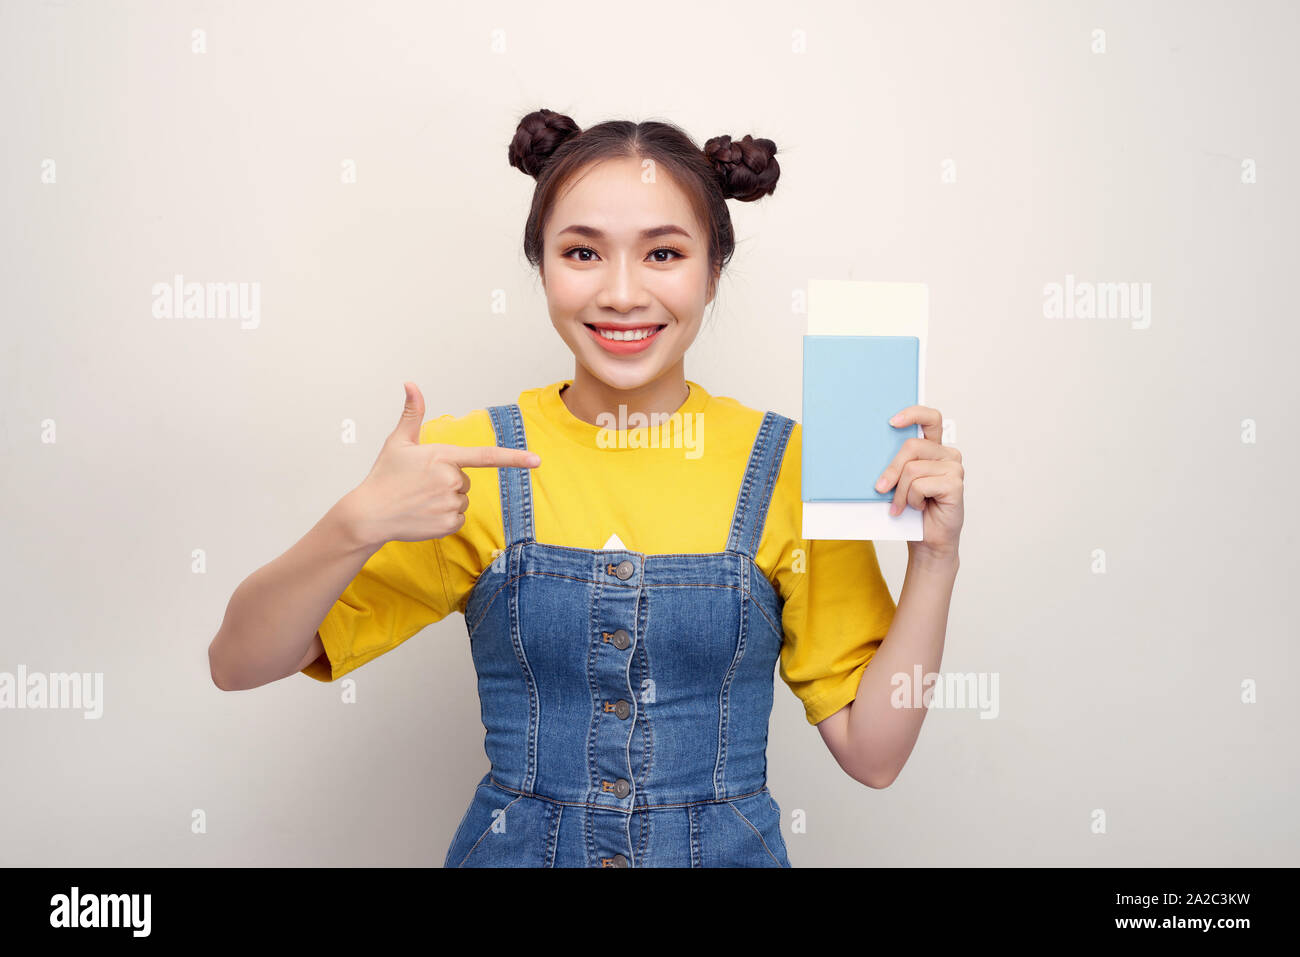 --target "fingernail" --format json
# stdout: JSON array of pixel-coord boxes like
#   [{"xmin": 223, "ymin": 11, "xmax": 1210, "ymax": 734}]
[
  {"xmin": 890, "ymin": 413, "xmax": 903, "ymax": 425},
  {"xmin": 875, "ymin": 477, "xmax": 887, "ymax": 492}
]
